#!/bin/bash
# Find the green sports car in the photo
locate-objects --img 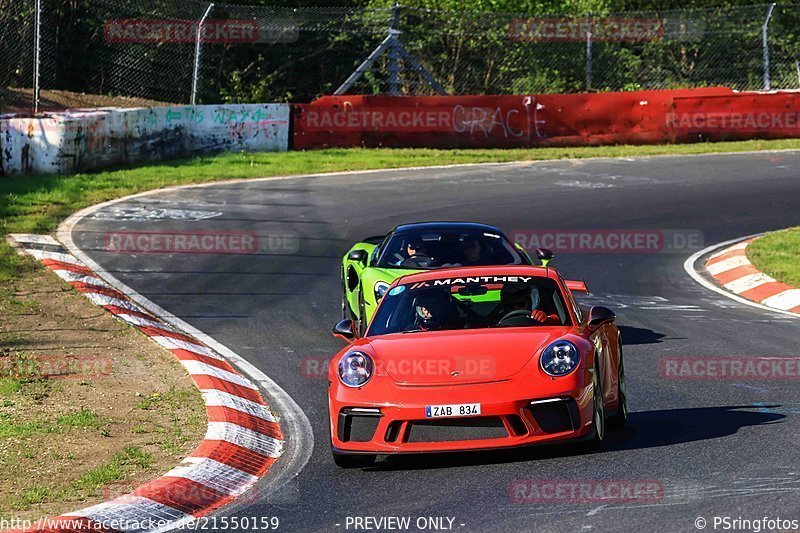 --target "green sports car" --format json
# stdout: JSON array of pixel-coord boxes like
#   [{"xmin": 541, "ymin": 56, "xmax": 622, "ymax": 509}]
[{"xmin": 341, "ymin": 222, "xmax": 542, "ymax": 333}]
